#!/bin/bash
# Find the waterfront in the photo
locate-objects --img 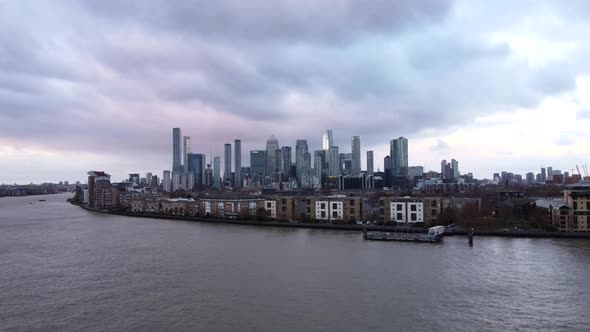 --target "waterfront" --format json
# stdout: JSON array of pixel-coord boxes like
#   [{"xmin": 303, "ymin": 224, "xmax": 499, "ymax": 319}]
[{"xmin": 1, "ymin": 194, "xmax": 589, "ymax": 331}]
